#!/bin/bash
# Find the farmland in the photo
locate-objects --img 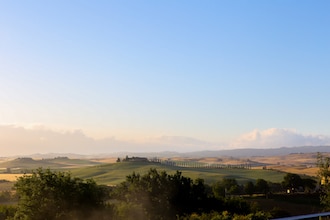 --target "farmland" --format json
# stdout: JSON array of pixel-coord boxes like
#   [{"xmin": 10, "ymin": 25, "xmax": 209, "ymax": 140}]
[
  {"xmin": 0, "ymin": 153, "xmax": 324, "ymax": 218},
  {"xmin": 0, "ymin": 153, "xmax": 320, "ymax": 186},
  {"xmin": 71, "ymin": 161, "xmax": 287, "ymax": 185}
]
